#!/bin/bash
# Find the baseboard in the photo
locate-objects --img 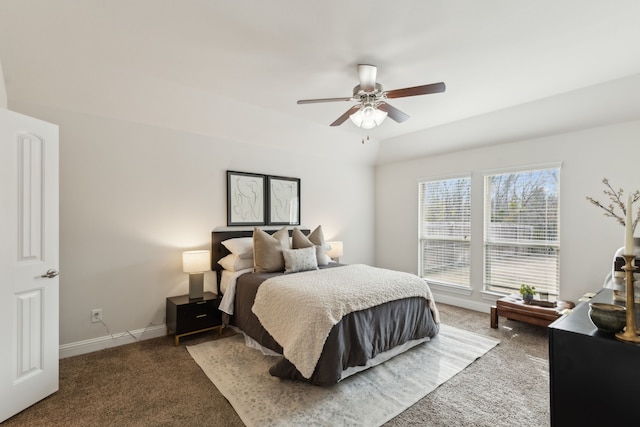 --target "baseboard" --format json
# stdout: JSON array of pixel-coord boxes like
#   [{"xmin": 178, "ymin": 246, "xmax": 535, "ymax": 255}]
[
  {"xmin": 59, "ymin": 324, "xmax": 167, "ymax": 359},
  {"xmin": 432, "ymin": 292, "xmax": 493, "ymax": 313}
]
